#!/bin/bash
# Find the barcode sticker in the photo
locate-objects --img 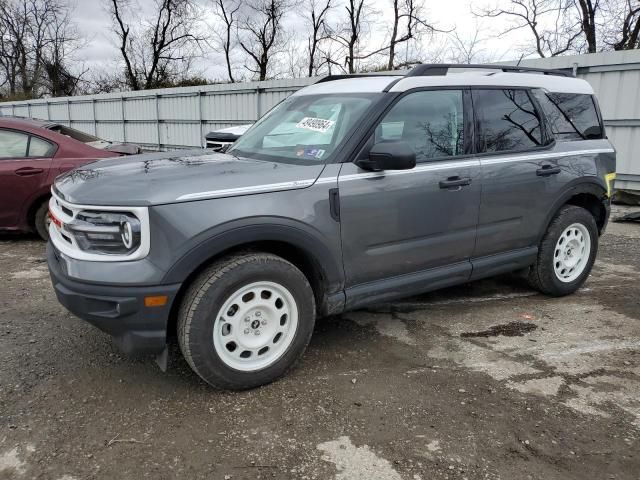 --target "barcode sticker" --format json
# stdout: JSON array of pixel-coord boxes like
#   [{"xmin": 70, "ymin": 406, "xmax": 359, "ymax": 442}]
[{"xmin": 296, "ymin": 117, "xmax": 335, "ymax": 133}]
